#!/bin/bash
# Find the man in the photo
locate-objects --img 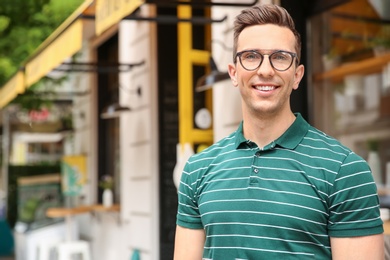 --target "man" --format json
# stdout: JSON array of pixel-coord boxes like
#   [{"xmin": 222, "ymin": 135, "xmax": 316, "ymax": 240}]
[{"xmin": 174, "ymin": 4, "xmax": 384, "ymax": 259}]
